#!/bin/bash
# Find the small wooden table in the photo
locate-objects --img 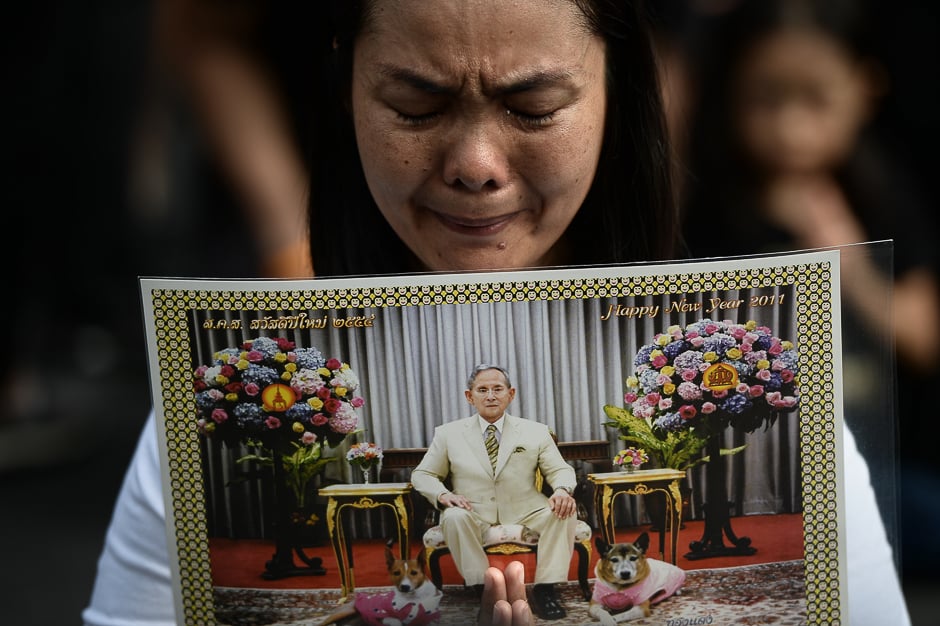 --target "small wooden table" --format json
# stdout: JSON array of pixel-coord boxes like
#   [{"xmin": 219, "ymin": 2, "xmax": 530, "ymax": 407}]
[
  {"xmin": 320, "ymin": 482, "xmax": 414, "ymax": 602},
  {"xmin": 587, "ymin": 469, "xmax": 687, "ymax": 564}
]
